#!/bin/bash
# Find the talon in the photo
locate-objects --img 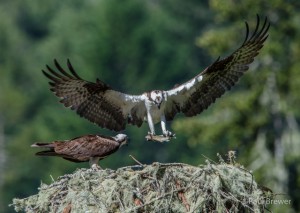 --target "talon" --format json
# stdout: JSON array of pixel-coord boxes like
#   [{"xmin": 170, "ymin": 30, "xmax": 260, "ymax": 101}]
[
  {"xmin": 91, "ymin": 164, "xmax": 101, "ymax": 171},
  {"xmin": 146, "ymin": 132, "xmax": 156, "ymax": 141},
  {"xmin": 163, "ymin": 130, "xmax": 174, "ymax": 137},
  {"xmin": 148, "ymin": 132, "xmax": 155, "ymax": 136}
]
